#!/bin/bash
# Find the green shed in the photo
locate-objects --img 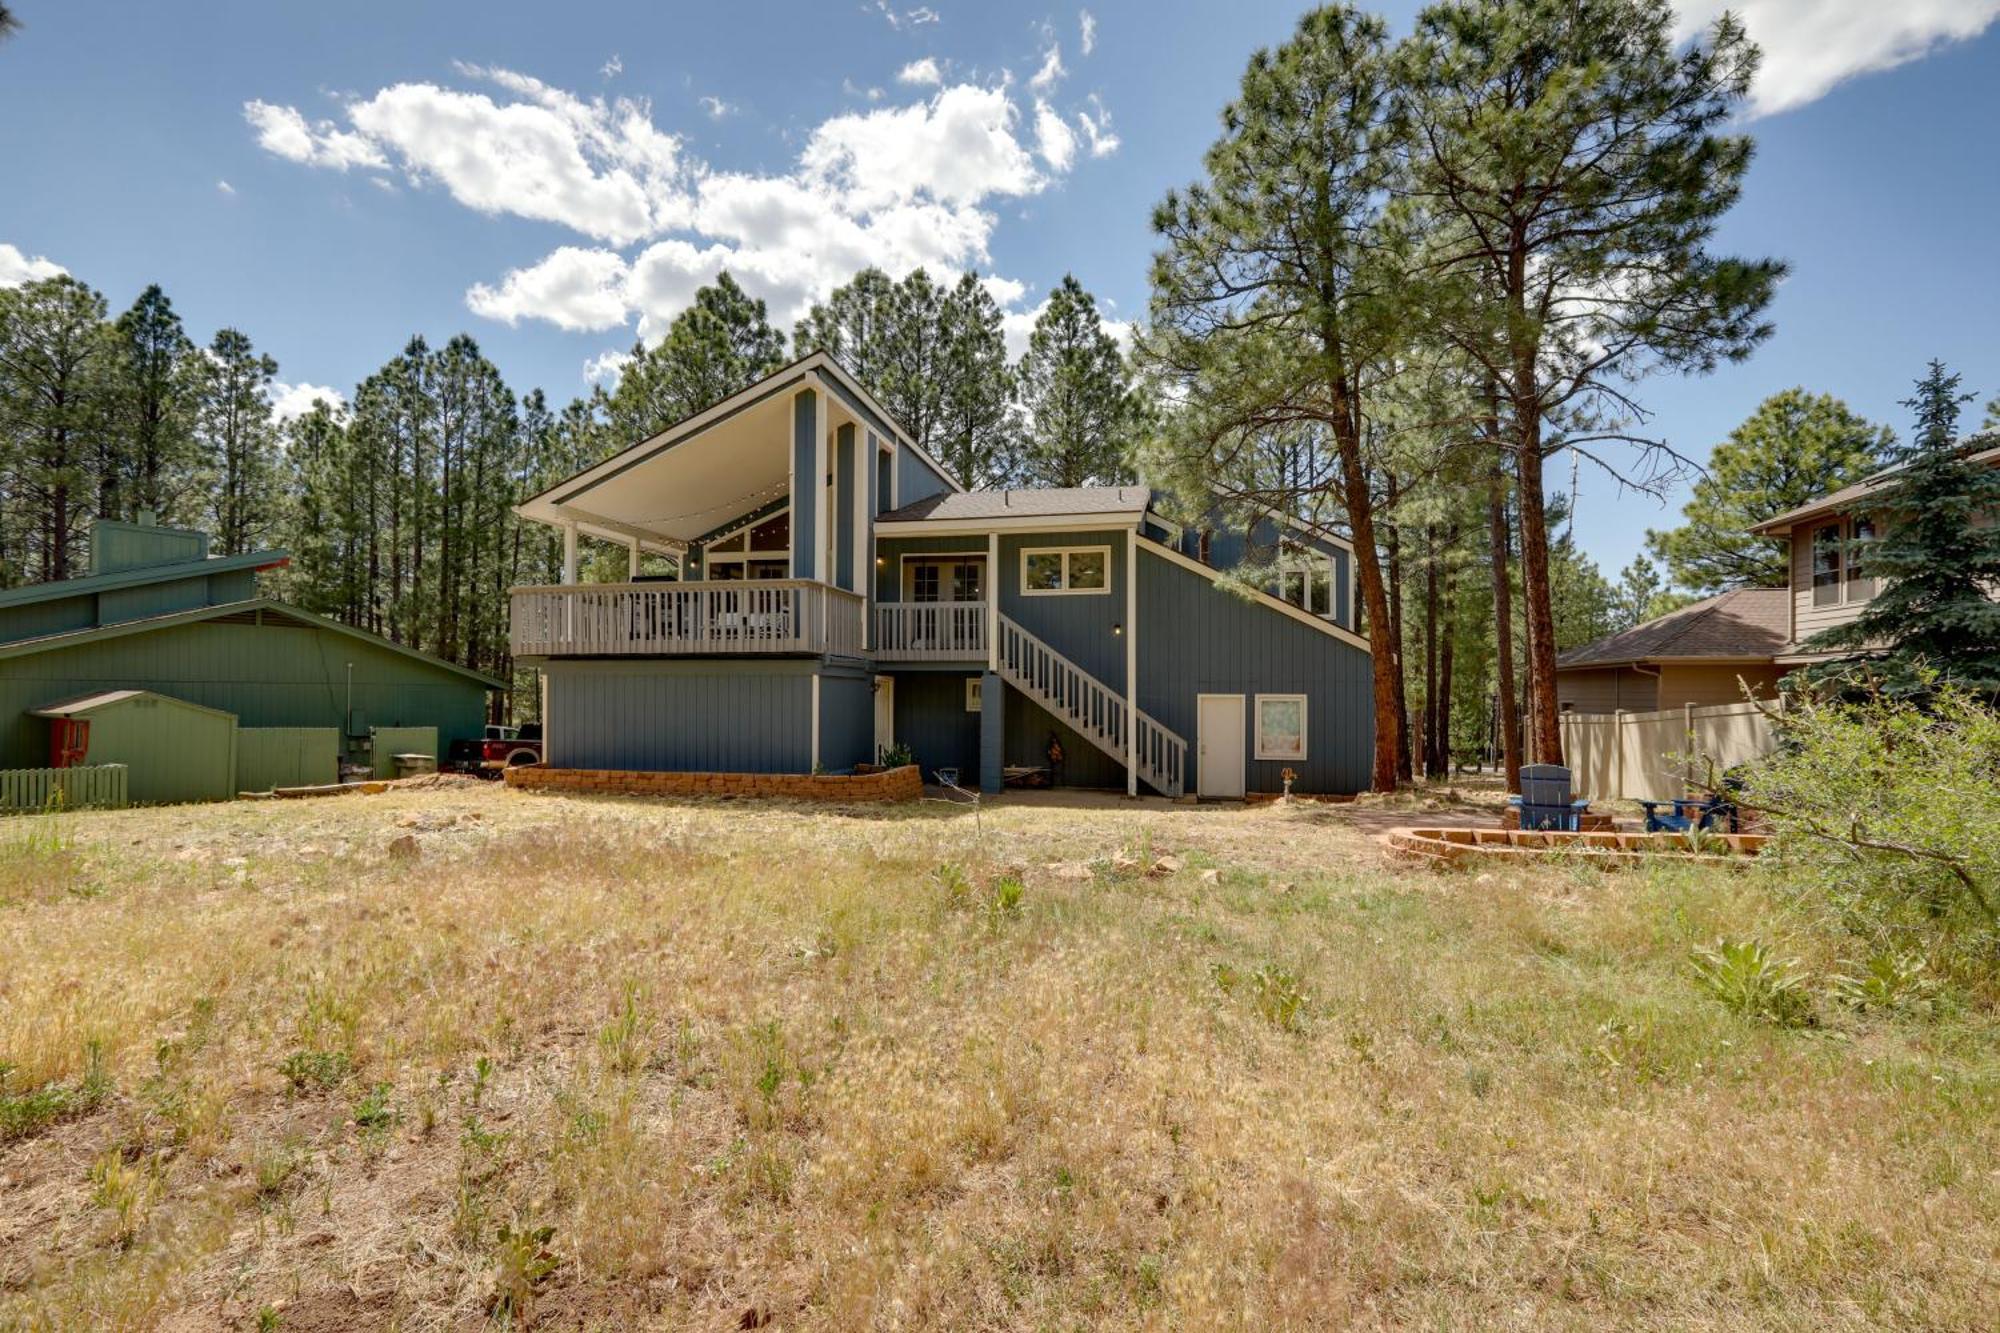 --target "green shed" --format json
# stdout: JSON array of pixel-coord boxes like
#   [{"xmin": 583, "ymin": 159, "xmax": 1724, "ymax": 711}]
[
  {"xmin": 0, "ymin": 519, "xmax": 504, "ymax": 785},
  {"xmin": 31, "ymin": 691, "xmax": 238, "ymax": 805}
]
